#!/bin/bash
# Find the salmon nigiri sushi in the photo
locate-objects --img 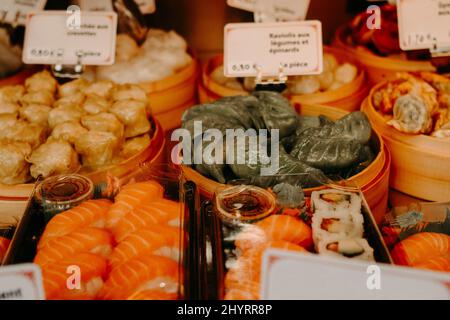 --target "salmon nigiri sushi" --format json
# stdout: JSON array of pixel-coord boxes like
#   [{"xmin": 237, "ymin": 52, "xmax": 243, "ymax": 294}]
[
  {"xmin": 35, "ymin": 228, "xmax": 114, "ymax": 267},
  {"xmin": 99, "ymin": 254, "xmax": 180, "ymax": 300},
  {"xmin": 42, "ymin": 253, "xmax": 107, "ymax": 300},
  {"xmin": 235, "ymin": 215, "xmax": 313, "ymax": 252},
  {"xmin": 391, "ymin": 232, "xmax": 450, "ymax": 266},
  {"xmin": 0, "ymin": 236, "xmax": 11, "ymax": 261},
  {"xmin": 415, "ymin": 255, "xmax": 450, "ymax": 273},
  {"xmin": 112, "ymin": 199, "xmax": 182, "ymax": 242},
  {"xmin": 127, "ymin": 290, "xmax": 178, "ymax": 300},
  {"xmin": 225, "ymin": 241, "xmax": 306, "ymax": 287},
  {"xmin": 106, "ymin": 181, "xmax": 165, "ymax": 229},
  {"xmin": 38, "ymin": 199, "xmax": 113, "ymax": 249},
  {"xmin": 108, "ymin": 225, "xmax": 181, "ymax": 269}
]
